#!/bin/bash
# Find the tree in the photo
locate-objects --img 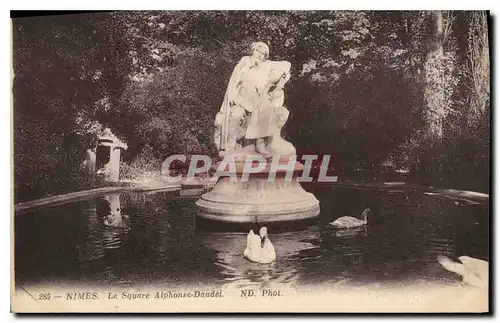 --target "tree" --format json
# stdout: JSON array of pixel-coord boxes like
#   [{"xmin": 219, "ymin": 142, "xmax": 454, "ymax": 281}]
[
  {"xmin": 13, "ymin": 13, "xmax": 131, "ymax": 202},
  {"xmin": 423, "ymin": 11, "xmax": 458, "ymax": 140}
]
